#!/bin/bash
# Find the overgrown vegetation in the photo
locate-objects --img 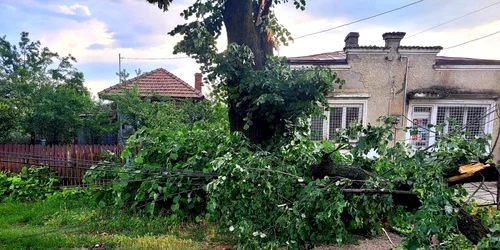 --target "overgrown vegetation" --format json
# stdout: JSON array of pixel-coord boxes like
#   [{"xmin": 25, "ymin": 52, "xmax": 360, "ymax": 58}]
[
  {"xmin": 80, "ymin": 110, "xmax": 500, "ymax": 249},
  {"xmin": 2, "ymin": 1, "xmax": 500, "ymax": 249},
  {"xmin": 0, "ymin": 167, "xmax": 60, "ymax": 202}
]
